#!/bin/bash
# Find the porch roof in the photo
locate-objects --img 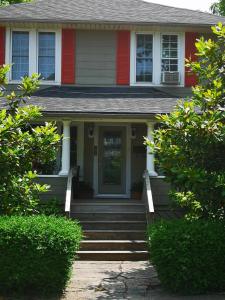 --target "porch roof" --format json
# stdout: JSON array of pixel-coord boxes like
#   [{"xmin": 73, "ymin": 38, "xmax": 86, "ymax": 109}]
[{"xmin": 0, "ymin": 86, "xmax": 192, "ymax": 117}]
